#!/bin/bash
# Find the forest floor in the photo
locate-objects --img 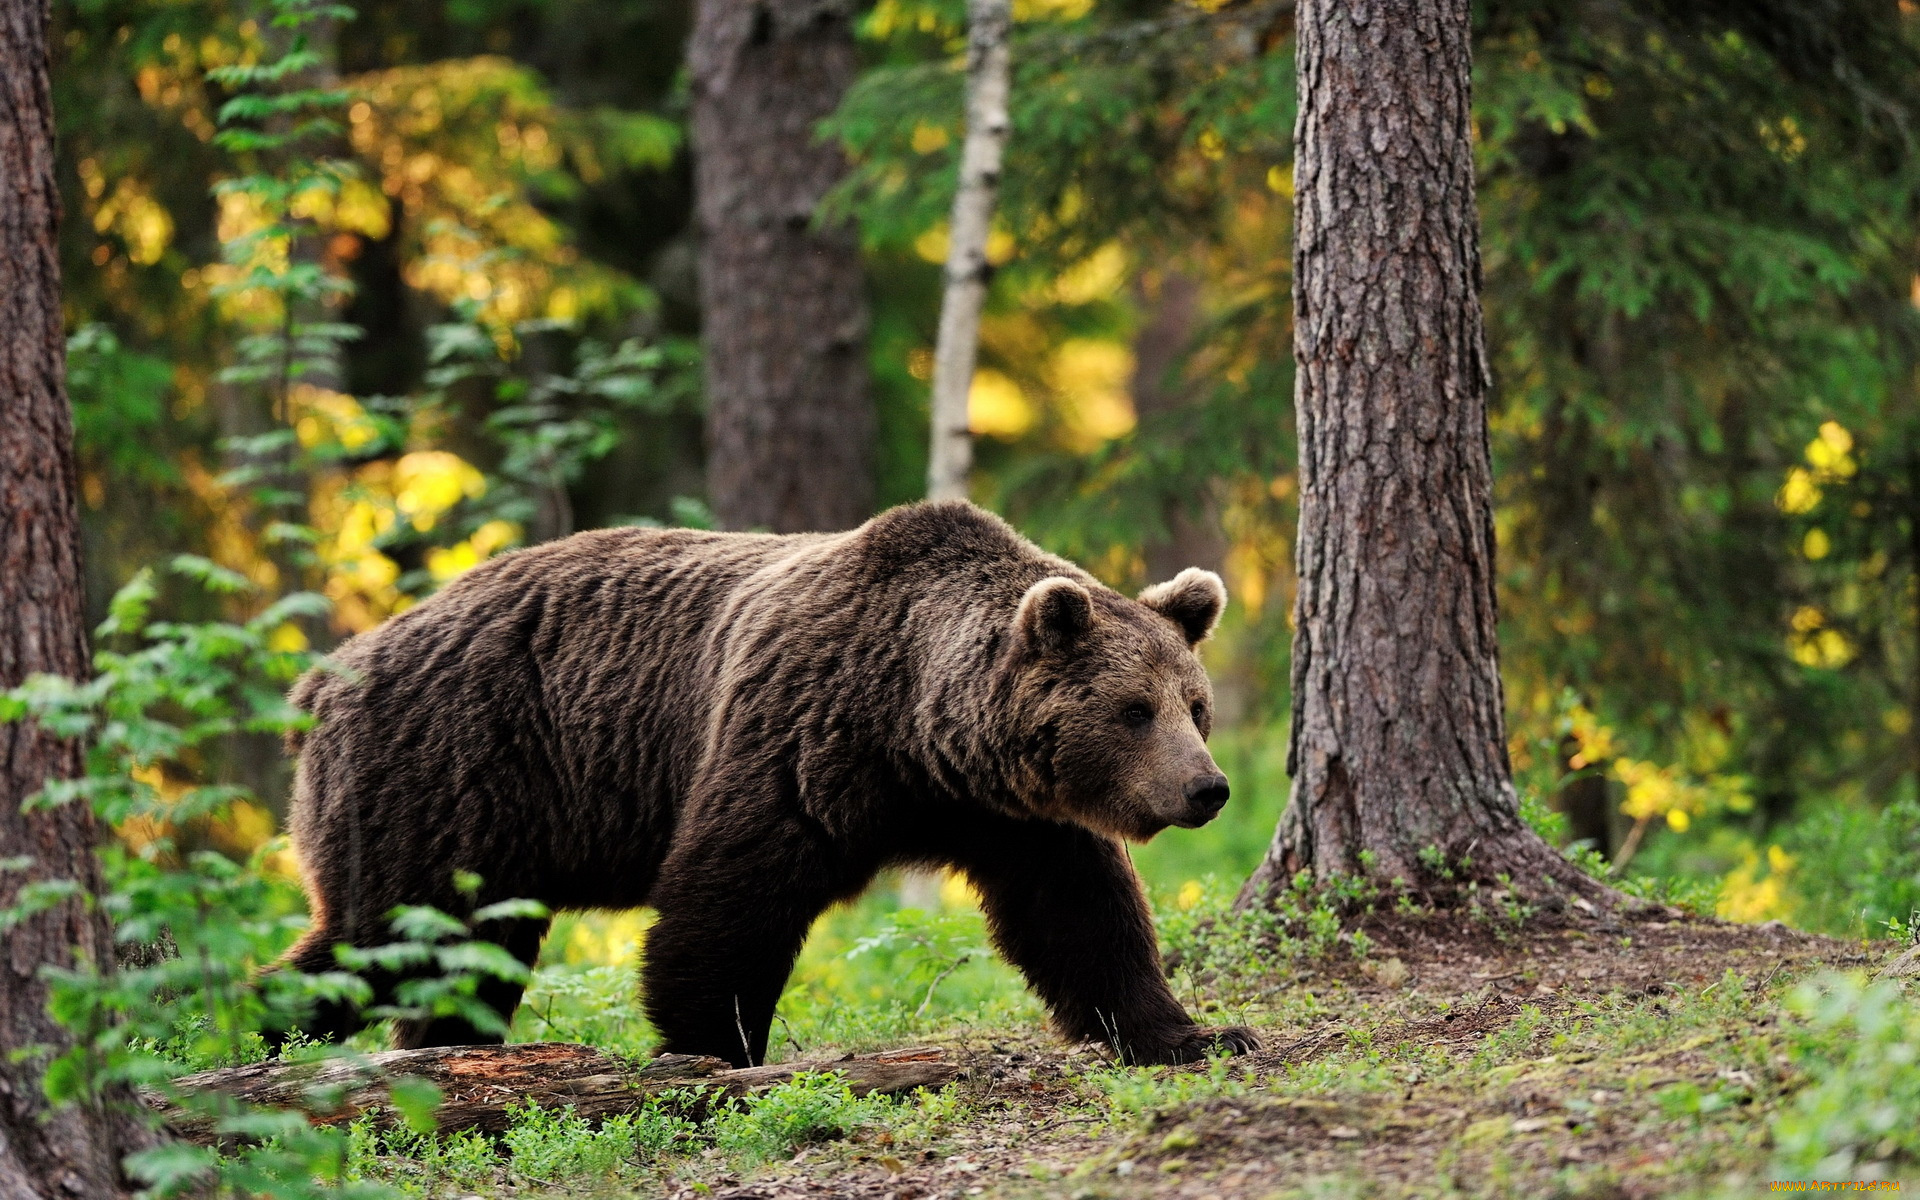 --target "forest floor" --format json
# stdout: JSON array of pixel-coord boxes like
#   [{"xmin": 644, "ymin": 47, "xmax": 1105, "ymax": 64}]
[{"xmin": 658, "ymin": 909, "xmax": 1886, "ymax": 1200}]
